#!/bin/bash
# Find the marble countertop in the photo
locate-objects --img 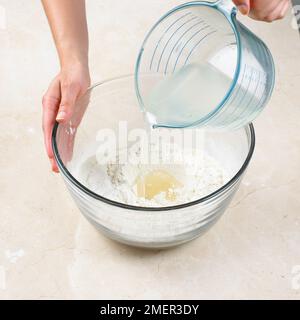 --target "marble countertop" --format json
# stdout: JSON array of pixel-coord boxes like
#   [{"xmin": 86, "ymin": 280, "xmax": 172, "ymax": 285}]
[{"xmin": 0, "ymin": 0, "xmax": 299, "ymax": 299}]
